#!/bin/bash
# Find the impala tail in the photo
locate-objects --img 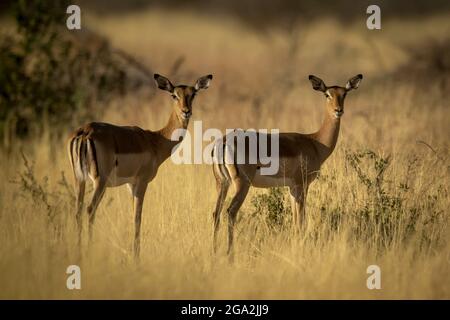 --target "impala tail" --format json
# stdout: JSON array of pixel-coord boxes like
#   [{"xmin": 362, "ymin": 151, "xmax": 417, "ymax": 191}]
[{"xmin": 68, "ymin": 129, "xmax": 99, "ymax": 181}]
